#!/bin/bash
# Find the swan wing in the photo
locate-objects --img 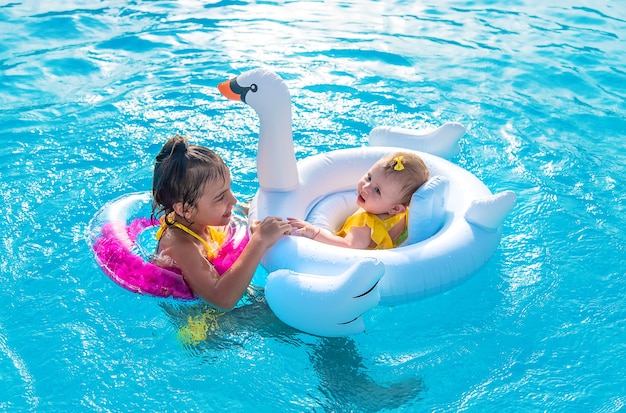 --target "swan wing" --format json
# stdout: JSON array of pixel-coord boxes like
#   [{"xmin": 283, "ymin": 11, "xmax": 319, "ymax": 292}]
[{"xmin": 265, "ymin": 258, "xmax": 384, "ymax": 337}]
